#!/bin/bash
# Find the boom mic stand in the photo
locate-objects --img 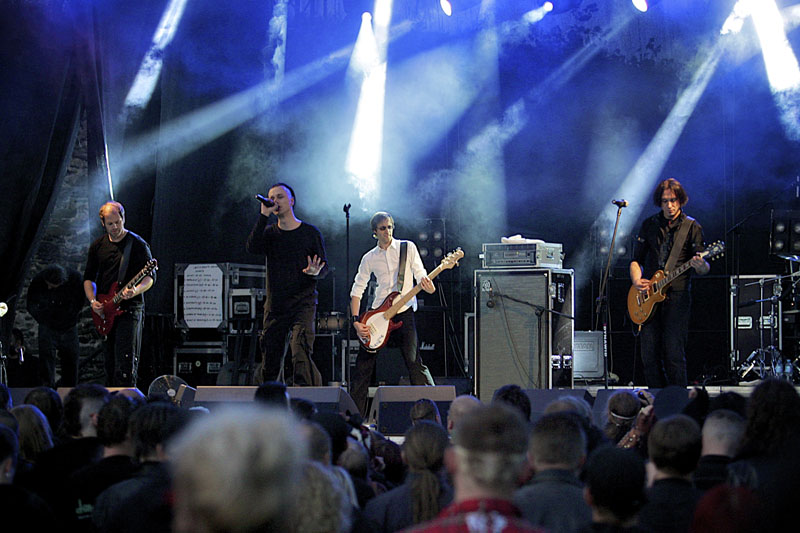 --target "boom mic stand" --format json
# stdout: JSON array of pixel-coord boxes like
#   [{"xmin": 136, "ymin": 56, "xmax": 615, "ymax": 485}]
[
  {"xmin": 343, "ymin": 203, "xmax": 352, "ymax": 392},
  {"xmin": 595, "ymin": 202, "xmax": 627, "ymax": 389}
]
